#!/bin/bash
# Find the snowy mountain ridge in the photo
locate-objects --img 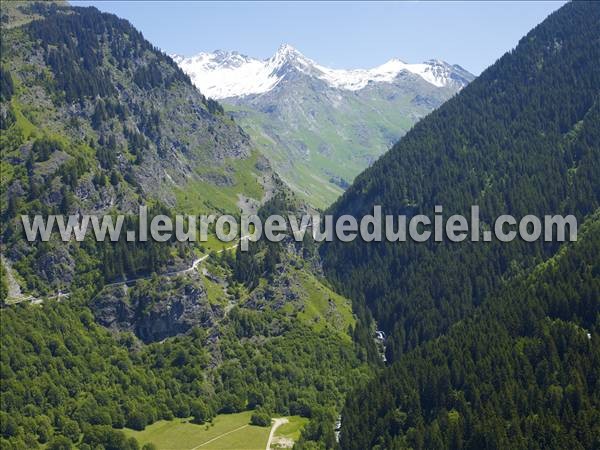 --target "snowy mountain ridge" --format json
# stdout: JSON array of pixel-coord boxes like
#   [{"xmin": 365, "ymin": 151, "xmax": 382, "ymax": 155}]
[{"xmin": 172, "ymin": 44, "xmax": 473, "ymax": 99}]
